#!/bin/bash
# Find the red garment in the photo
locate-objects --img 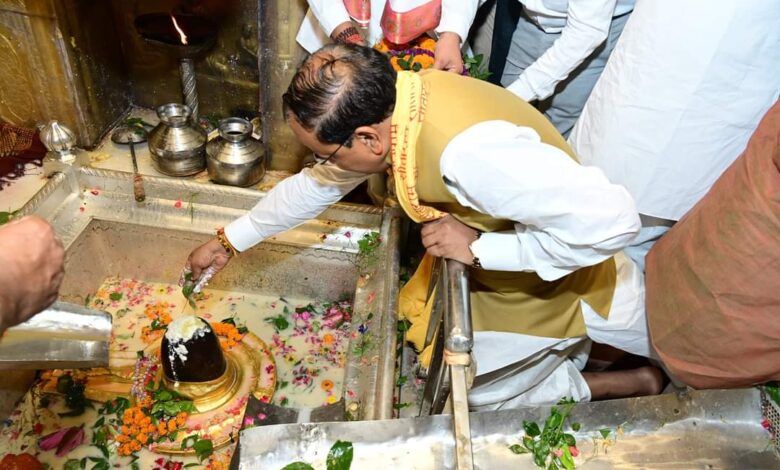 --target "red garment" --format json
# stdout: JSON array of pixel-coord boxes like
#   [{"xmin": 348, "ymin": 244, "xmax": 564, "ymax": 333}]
[
  {"xmin": 646, "ymin": 100, "xmax": 780, "ymax": 388},
  {"xmin": 0, "ymin": 122, "xmax": 45, "ymax": 190}
]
